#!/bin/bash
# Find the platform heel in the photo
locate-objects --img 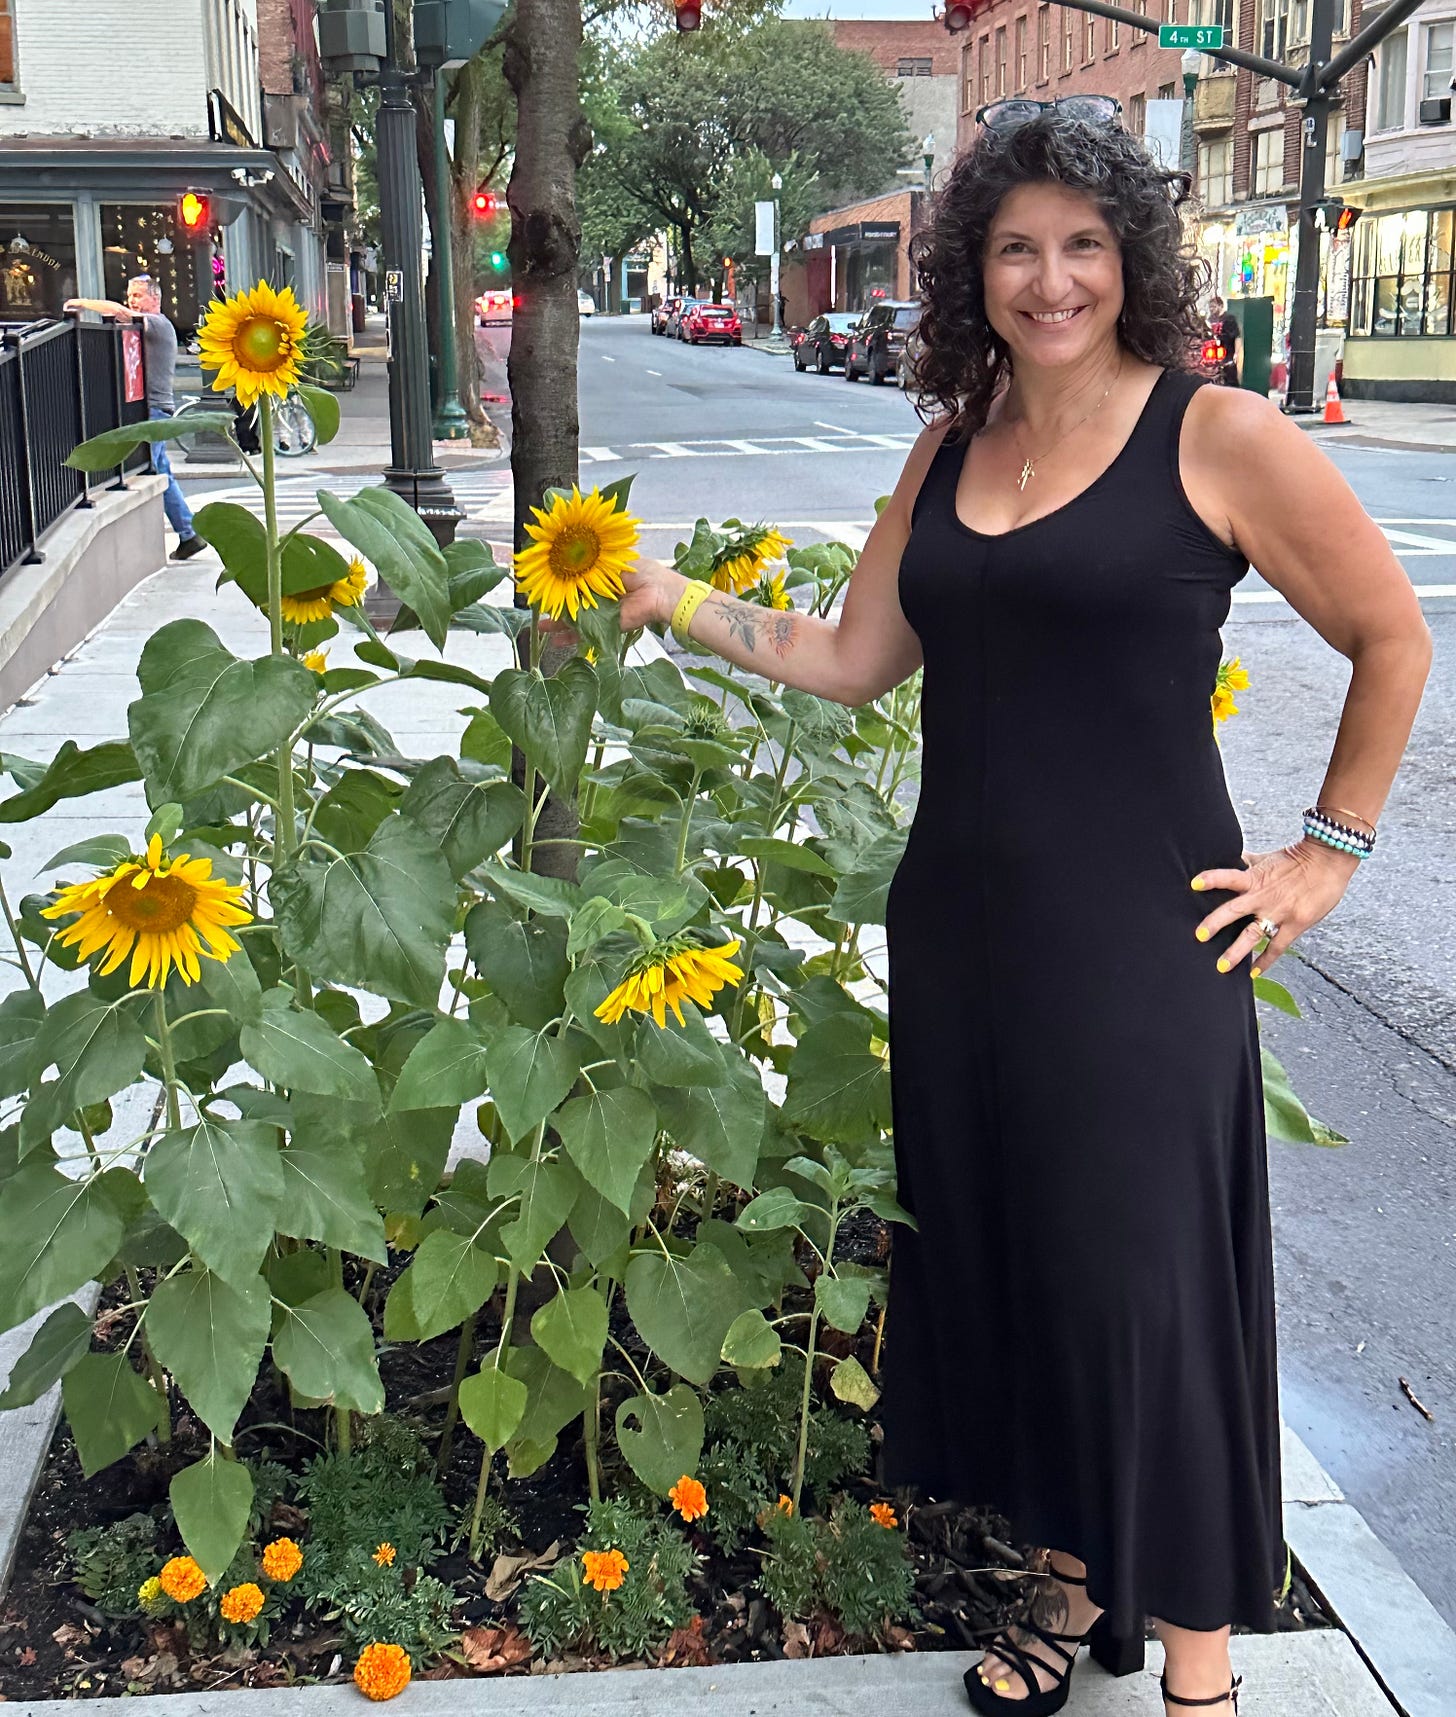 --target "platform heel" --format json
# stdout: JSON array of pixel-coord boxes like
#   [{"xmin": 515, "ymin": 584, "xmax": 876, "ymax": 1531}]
[{"xmin": 1085, "ymin": 1609, "xmax": 1145, "ymax": 1676}]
